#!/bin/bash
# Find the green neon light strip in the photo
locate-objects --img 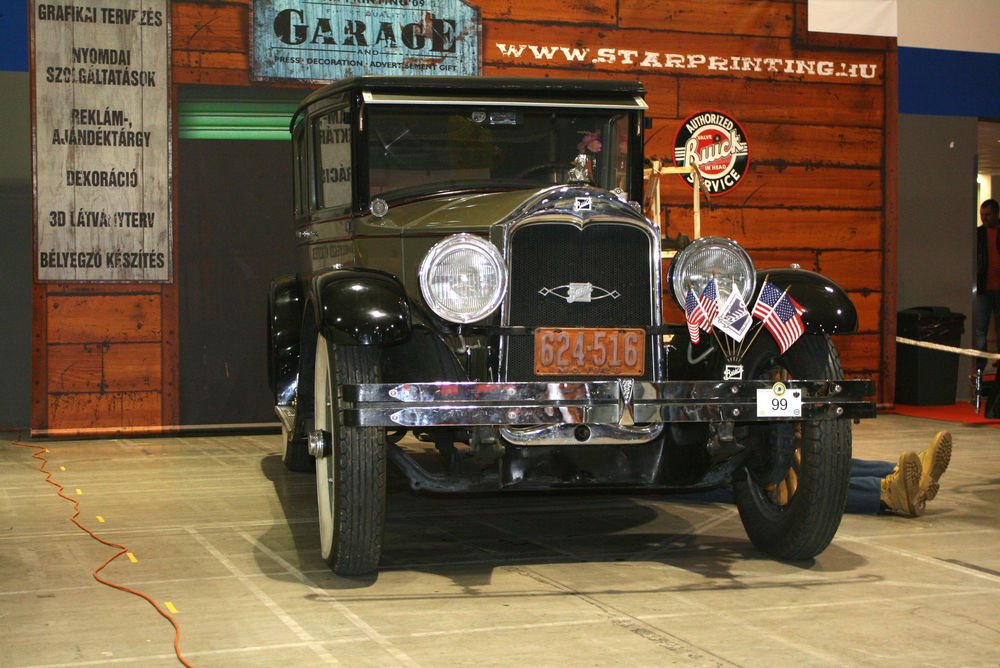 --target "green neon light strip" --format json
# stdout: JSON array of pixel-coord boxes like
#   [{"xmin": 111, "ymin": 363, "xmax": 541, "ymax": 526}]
[{"xmin": 178, "ymin": 101, "xmax": 297, "ymax": 140}]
